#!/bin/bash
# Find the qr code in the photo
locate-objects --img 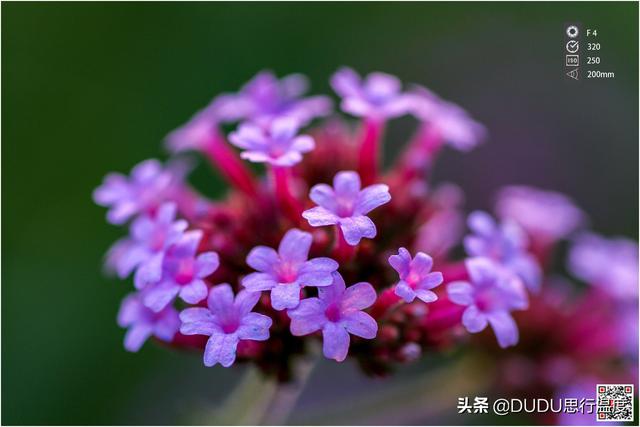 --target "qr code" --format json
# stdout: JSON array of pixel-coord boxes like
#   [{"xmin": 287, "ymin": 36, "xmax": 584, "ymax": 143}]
[{"xmin": 596, "ymin": 384, "xmax": 634, "ymax": 422}]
